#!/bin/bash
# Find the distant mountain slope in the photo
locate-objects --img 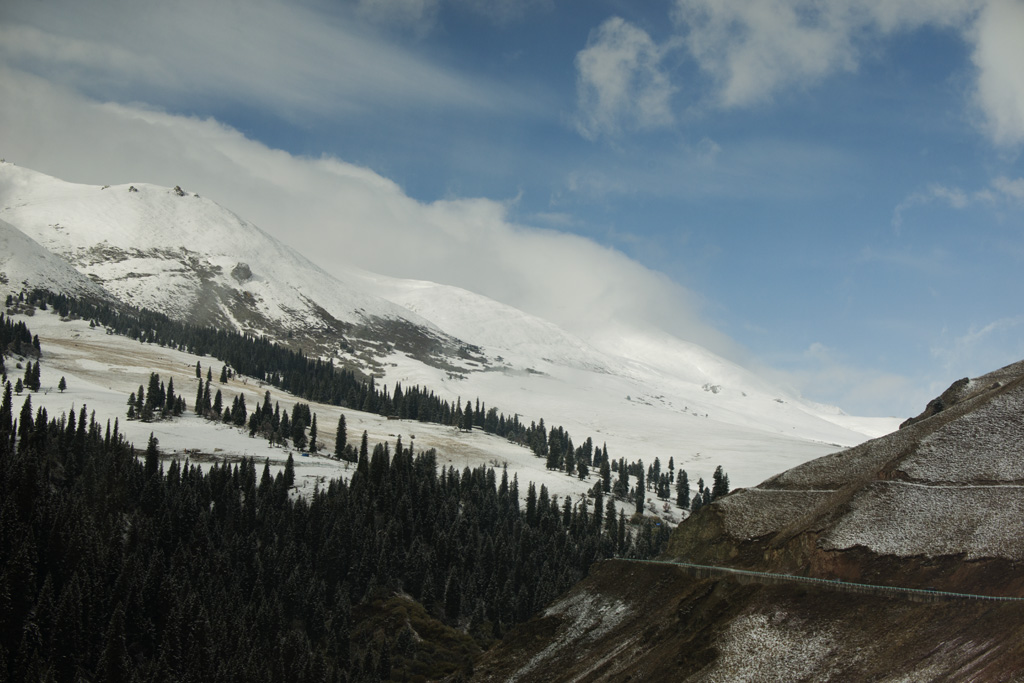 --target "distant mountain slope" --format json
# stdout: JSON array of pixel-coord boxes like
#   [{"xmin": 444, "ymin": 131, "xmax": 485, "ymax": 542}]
[
  {"xmin": 0, "ymin": 161, "xmax": 897, "ymax": 490},
  {"xmin": 0, "ymin": 162, "xmax": 484, "ymax": 374},
  {"xmin": 0, "ymin": 218, "xmax": 106, "ymax": 298},
  {"xmin": 472, "ymin": 359, "xmax": 1024, "ymax": 681}
]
